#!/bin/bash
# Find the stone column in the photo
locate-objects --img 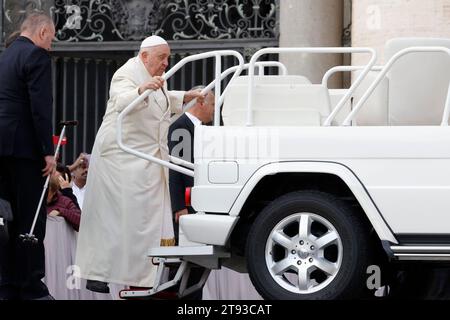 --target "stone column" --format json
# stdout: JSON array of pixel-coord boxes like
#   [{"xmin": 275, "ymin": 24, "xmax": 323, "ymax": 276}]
[
  {"xmin": 280, "ymin": 0, "xmax": 344, "ymax": 88},
  {"xmin": 352, "ymin": 0, "xmax": 450, "ymax": 65}
]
